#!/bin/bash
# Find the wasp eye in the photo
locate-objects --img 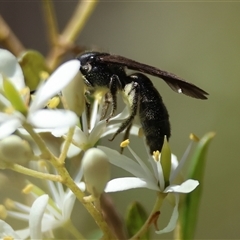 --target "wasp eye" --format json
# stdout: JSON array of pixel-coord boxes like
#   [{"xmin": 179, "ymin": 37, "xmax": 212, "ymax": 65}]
[{"xmin": 81, "ymin": 63, "xmax": 92, "ymax": 74}]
